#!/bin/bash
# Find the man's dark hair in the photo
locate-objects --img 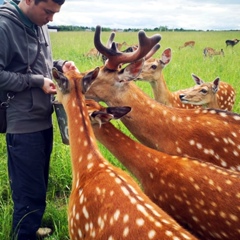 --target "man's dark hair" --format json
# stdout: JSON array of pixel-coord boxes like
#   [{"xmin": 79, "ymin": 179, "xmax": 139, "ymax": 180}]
[{"xmin": 34, "ymin": 0, "xmax": 65, "ymax": 5}]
